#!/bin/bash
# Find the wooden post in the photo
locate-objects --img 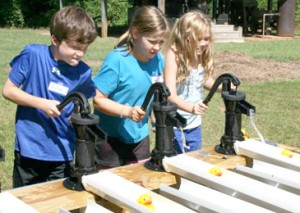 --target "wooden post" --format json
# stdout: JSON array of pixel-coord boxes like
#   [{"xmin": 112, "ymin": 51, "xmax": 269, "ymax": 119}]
[
  {"xmin": 158, "ymin": 0, "xmax": 165, "ymax": 14},
  {"xmin": 101, "ymin": 0, "xmax": 108, "ymax": 38}
]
